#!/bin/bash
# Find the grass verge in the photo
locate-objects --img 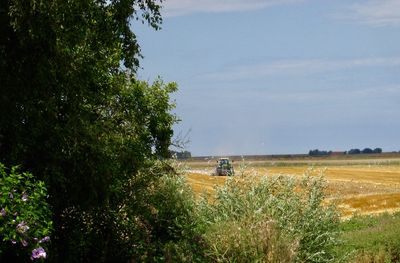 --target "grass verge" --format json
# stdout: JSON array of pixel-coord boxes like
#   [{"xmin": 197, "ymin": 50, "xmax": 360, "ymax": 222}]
[{"xmin": 338, "ymin": 212, "xmax": 400, "ymax": 262}]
